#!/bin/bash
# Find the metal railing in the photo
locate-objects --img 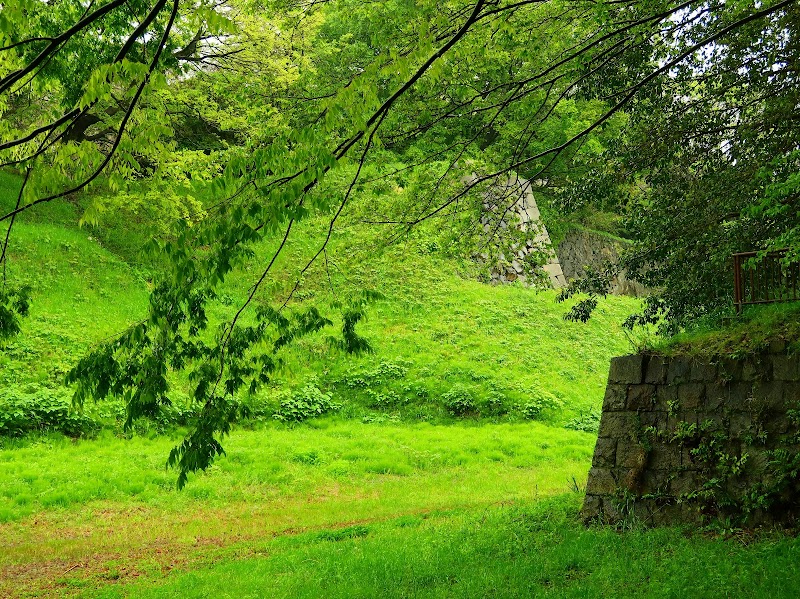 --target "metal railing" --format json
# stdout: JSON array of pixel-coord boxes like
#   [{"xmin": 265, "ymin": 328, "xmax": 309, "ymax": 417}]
[{"xmin": 733, "ymin": 249, "xmax": 800, "ymax": 314}]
